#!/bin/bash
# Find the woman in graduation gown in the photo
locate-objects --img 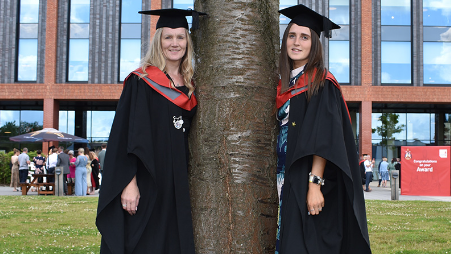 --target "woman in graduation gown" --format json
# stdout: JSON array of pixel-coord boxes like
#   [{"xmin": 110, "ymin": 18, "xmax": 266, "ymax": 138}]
[
  {"xmin": 96, "ymin": 9, "xmax": 206, "ymax": 254},
  {"xmin": 275, "ymin": 4, "xmax": 371, "ymax": 254}
]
